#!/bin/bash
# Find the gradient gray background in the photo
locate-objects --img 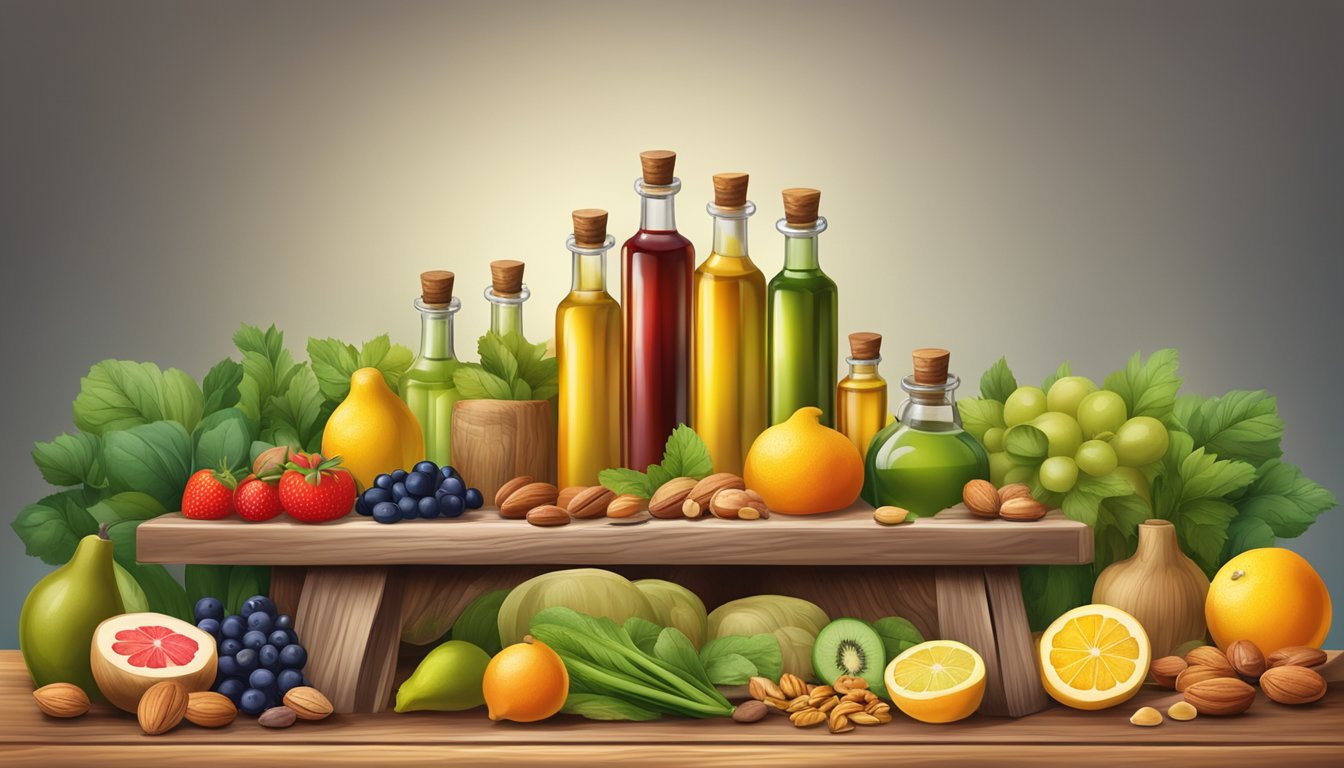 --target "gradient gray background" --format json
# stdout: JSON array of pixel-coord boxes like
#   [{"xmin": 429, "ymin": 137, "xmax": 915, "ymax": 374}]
[{"xmin": 2, "ymin": 0, "xmax": 1341, "ymax": 649}]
